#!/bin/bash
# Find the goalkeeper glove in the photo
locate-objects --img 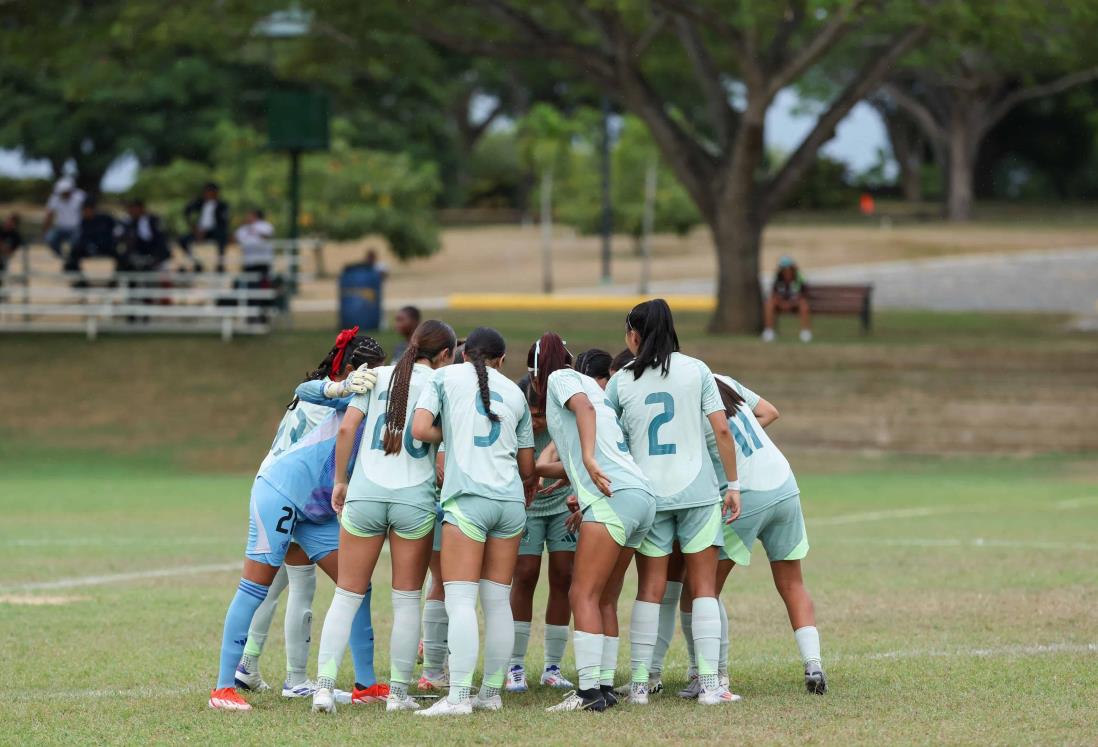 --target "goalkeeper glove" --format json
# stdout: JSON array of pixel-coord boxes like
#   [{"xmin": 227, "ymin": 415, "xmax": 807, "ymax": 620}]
[{"xmin": 323, "ymin": 367, "xmax": 377, "ymax": 398}]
